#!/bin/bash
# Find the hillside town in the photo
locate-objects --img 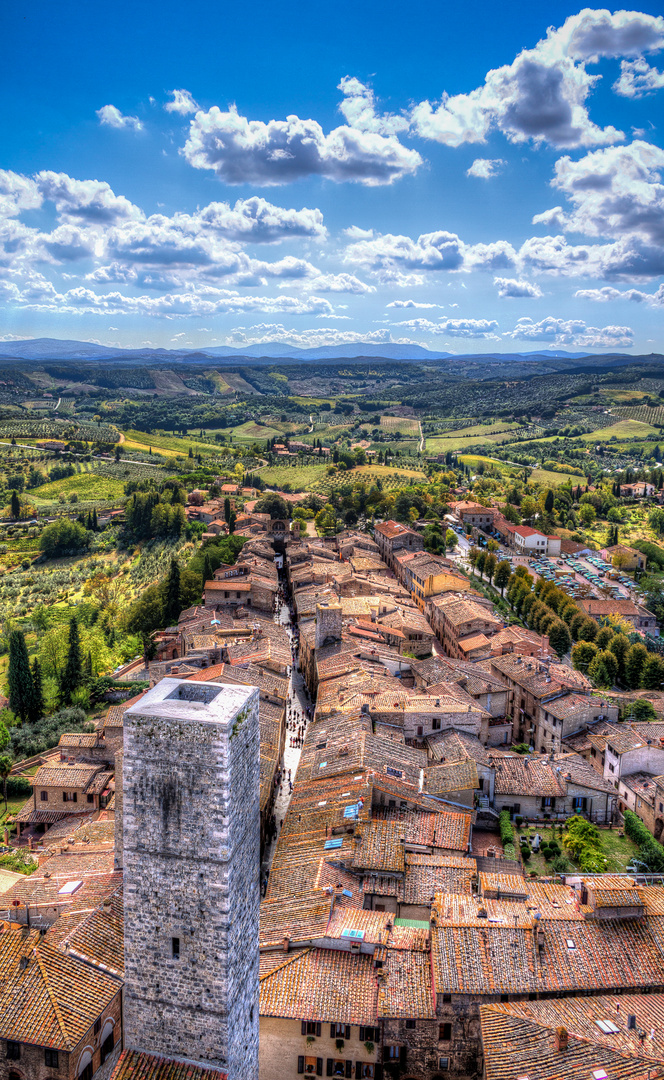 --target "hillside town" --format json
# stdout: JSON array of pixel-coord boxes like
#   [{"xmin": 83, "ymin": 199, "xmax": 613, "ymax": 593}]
[{"xmin": 3, "ymin": 493, "xmax": 664, "ymax": 1080}]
